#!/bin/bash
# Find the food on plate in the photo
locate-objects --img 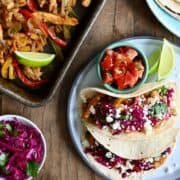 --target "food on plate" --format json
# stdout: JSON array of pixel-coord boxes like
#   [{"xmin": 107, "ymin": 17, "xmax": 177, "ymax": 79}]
[
  {"xmin": 82, "ymin": 129, "xmax": 178, "ymax": 179},
  {"xmin": 155, "ymin": 0, "xmax": 180, "ymax": 20},
  {"xmin": 80, "ymin": 82, "xmax": 178, "ymax": 136},
  {"xmin": 100, "ymin": 47, "xmax": 145, "ymax": 90},
  {"xmin": 0, "ymin": 118, "xmax": 45, "ymax": 179},
  {"xmin": 0, "ymin": 0, "xmax": 91, "ymax": 88}
]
